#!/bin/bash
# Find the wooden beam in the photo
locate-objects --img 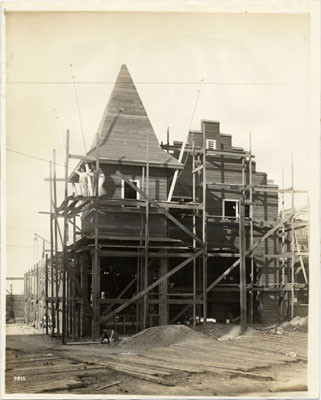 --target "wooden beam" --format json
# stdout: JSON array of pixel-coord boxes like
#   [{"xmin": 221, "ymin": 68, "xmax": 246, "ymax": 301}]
[
  {"xmin": 96, "ymin": 250, "xmax": 195, "ymax": 258},
  {"xmin": 6, "ymin": 277, "xmax": 24, "ymax": 280},
  {"xmin": 202, "ymin": 129, "xmax": 207, "ymax": 333},
  {"xmin": 143, "ymin": 134, "xmax": 150, "ymax": 330},
  {"xmin": 192, "ymin": 165, "xmax": 203, "ymax": 173},
  {"xmin": 80, "ymin": 253, "xmax": 89, "ymax": 337},
  {"xmin": 62, "ymin": 129, "xmax": 70, "ymax": 344},
  {"xmin": 98, "ymin": 249, "xmax": 204, "ymax": 325},
  {"xmin": 115, "ymin": 171, "xmax": 204, "ymax": 247},
  {"xmin": 99, "ymin": 298, "xmax": 203, "ymax": 305},
  {"xmin": 100, "ymin": 276, "xmax": 137, "ymax": 319},
  {"xmin": 239, "ymin": 202, "xmax": 247, "ymax": 333},
  {"xmin": 166, "ymin": 146, "xmax": 249, "ymax": 159},
  {"xmin": 69, "ymin": 154, "xmax": 95, "ymax": 161},
  {"xmin": 159, "ymin": 250, "xmax": 168, "ymax": 325},
  {"xmin": 44, "ymin": 178, "xmax": 70, "ymax": 182},
  {"xmin": 53, "ymin": 149, "xmax": 60, "ymax": 337},
  {"xmin": 158, "ymin": 202, "xmax": 203, "ymax": 210},
  {"xmin": 207, "ymin": 214, "xmax": 294, "ymax": 293},
  {"xmin": 294, "ymin": 231, "xmax": 308, "ymax": 284},
  {"xmin": 170, "ymin": 214, "xmax": 294, "ymax": 324},
  {"xmin": 92, "ymin": 133, "xmax": 100, "ymax": 340},
  {"xmin": 45, "ymin": 254, "xmax": 49, "ymax": 335}
]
